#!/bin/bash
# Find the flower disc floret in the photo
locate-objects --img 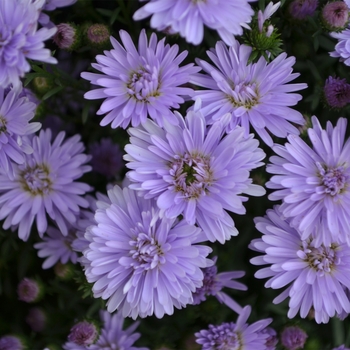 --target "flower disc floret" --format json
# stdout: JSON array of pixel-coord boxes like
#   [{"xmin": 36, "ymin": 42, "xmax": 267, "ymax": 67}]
[
  {"xmin": 250, "ymin": 206, "xmax": 350, "ymax": 323},
  {"xmin": 83, "ymin": 185, "xmax": 213, "ymax": 319},
  {"xmin": 266, "ymin": 116, "xmax": 350, "ymax": 245},
  {"xmin": 190, "ymin": 40, "xmax": 307, "ymax": 146},
  {"xmin": 81, "ymin": 29, "xmax": 199, "ymax": 129},
  {"xmin": 0, "ymin": 0, "xmax": 57, "ymax": 88},
  {"xmin": 124, "ymin": 102, "xmax": 266, "ymax": 243},
  {"xmin": 0, "ymin": 129, "xmax": 92, "ymax": 241}
]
